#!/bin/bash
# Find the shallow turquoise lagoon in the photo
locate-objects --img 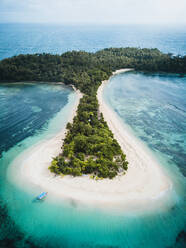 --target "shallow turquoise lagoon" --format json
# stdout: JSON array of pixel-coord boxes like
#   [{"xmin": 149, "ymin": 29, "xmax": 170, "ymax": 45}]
[
  {"xmin": 0, "ymin": 76, "xmax": 186, "ymax": 247},
  {"xmin": 104, "ymin": 72, "xmax": 186, "ymax": 178}
]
